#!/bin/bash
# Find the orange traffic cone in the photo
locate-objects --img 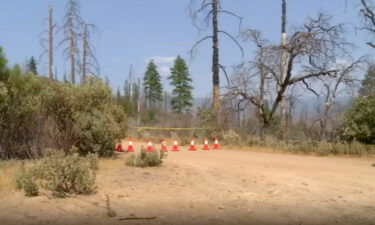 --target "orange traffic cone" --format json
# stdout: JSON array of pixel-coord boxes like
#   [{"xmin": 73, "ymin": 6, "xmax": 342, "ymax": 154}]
[
  {"xmin": 172, "ymin": 139, "xmax": 179, "ymax": 151},
  {"xmin": 213, "ymin": 137, "xmax": 220, "ymax": 149},
  {"xmin": 202, "ymin": 138, "xmax": 210, "ymax": 150},
  {"xmin": 127, "ymin": 138, "xmax": 134, "ymax": 152},
  {"xmin": 189, "ymin": 139, "xmax": 196, "ymax": 151},
  {"xmin": 161, "ymin": 139, "xmax": 168, "ymax": 152},
  {"xmin": 146, "ymin": 139, "xmax": 153, "ymax": 152},
  {"xmin": 116, "ymin": 143, "xmax": 123, "ymax": 152}
]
